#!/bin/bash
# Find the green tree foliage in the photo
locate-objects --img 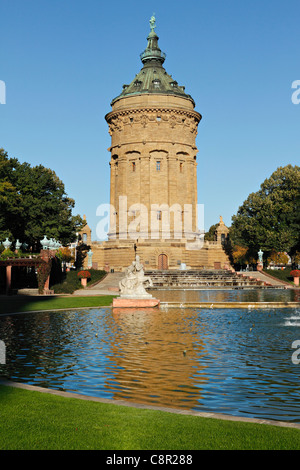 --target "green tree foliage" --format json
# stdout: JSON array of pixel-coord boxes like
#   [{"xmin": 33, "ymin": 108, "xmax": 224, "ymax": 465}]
[
  {"xmin": 204, "ymin": 223, "xmax": 218, "ymax": 241},
  {"xmin": 230, "ymin": 165, "xmax": 300, "ymax": 258},
  {"xmin": 0, "ymin": 148, "xmax": 86, "ymax": 249}
]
